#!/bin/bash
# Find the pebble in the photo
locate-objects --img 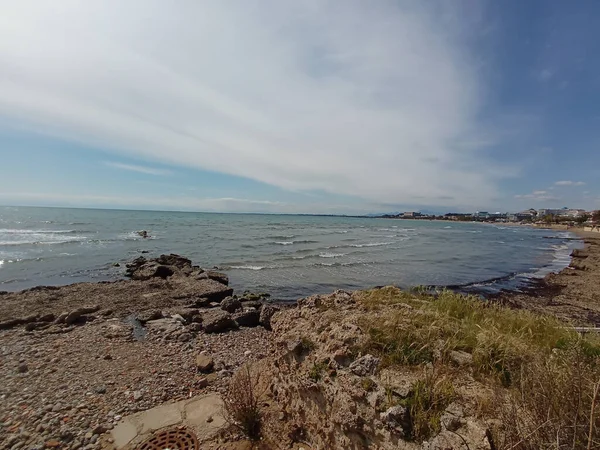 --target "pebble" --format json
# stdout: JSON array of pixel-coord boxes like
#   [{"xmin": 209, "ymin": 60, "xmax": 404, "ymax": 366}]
[{"xmin": 17, "ymin": 363, "xmax": 29, "ymax": 373}]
